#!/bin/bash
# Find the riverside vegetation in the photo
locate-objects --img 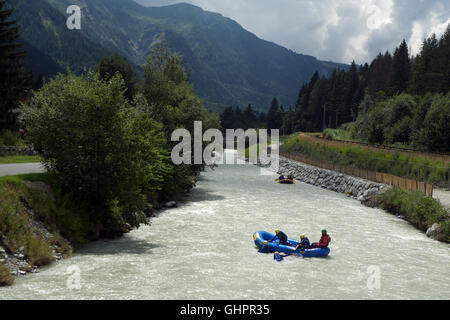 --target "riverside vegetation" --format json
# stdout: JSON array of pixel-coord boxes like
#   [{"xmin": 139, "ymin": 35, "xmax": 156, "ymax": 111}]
[
  {"xmin": 279, "ymin": 134, "xmax": 450, "ymax": 242},
  {"xmin": 0, "ymin": 37, "xmax": 219, "ymax": 285},
  {"xmin": 281, "ymin": 135, "xmax": 449, "ymax": 184}
]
